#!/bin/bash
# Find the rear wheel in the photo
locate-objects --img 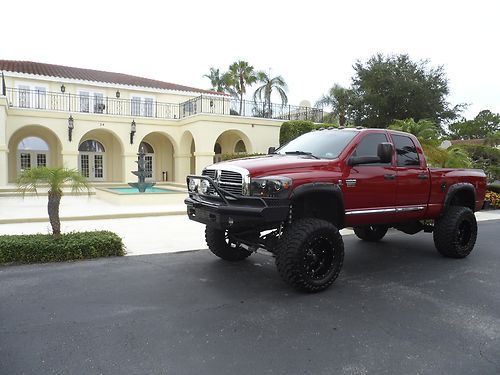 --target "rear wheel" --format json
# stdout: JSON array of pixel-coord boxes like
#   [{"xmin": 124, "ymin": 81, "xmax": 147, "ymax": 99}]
[
  {"xmin": 433, "ymin": 206, "xmax": 477, "ymax": 258},
  {"xmin": 205, "ymin": 226, "xmax": 252, "ymax": 261},
  {"xmin": 353, "ymin": 225, "xmax": 388, "ymax": 242},
  {"xmin": 275, "ymin": 218, "xmax": 344, "ymax": 293}
]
